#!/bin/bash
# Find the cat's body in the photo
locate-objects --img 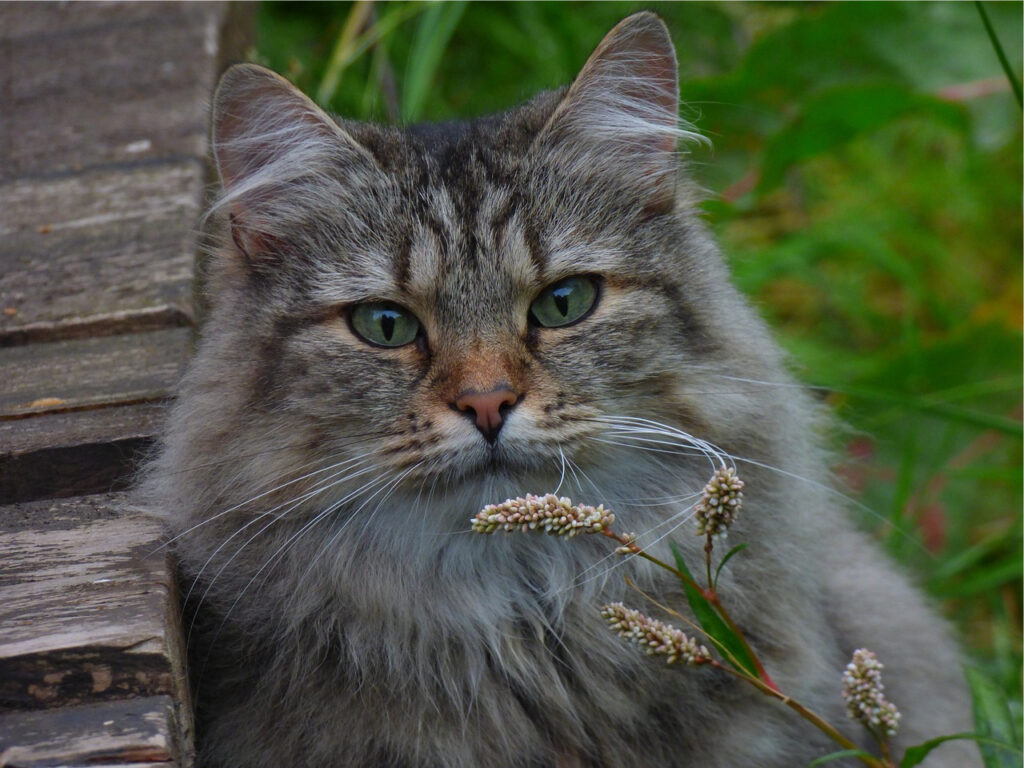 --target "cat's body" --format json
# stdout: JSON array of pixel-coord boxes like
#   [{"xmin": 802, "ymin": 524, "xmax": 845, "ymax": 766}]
[{"xmin": 144, "ymin": 14, "xmax": 975, "ymax": 767}]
